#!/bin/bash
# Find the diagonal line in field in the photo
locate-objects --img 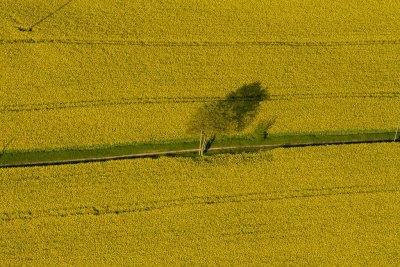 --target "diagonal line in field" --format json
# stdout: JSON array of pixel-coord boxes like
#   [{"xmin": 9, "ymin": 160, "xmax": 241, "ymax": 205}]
[
  {"xmin": 1, "ymin": 184, "xmax": 399, "ymax": 222},
  {"xmin": 22, "ymin": 0, "xmax": 75, "ymax": 31}
]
